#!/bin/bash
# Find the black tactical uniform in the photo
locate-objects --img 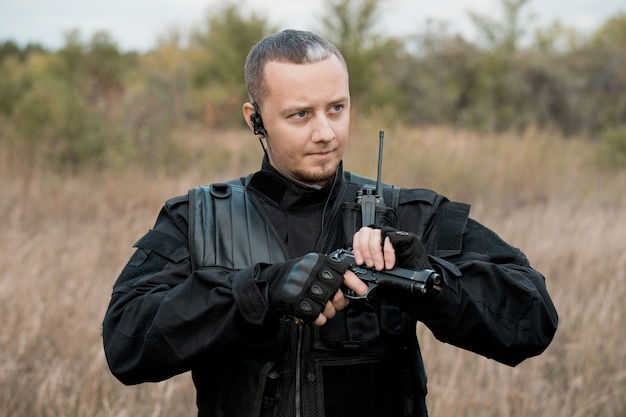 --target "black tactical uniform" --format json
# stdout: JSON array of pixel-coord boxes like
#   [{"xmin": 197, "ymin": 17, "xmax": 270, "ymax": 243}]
[{"xmin": 103, "ymin": 159, "xmax": 558, "ymax": 417}]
